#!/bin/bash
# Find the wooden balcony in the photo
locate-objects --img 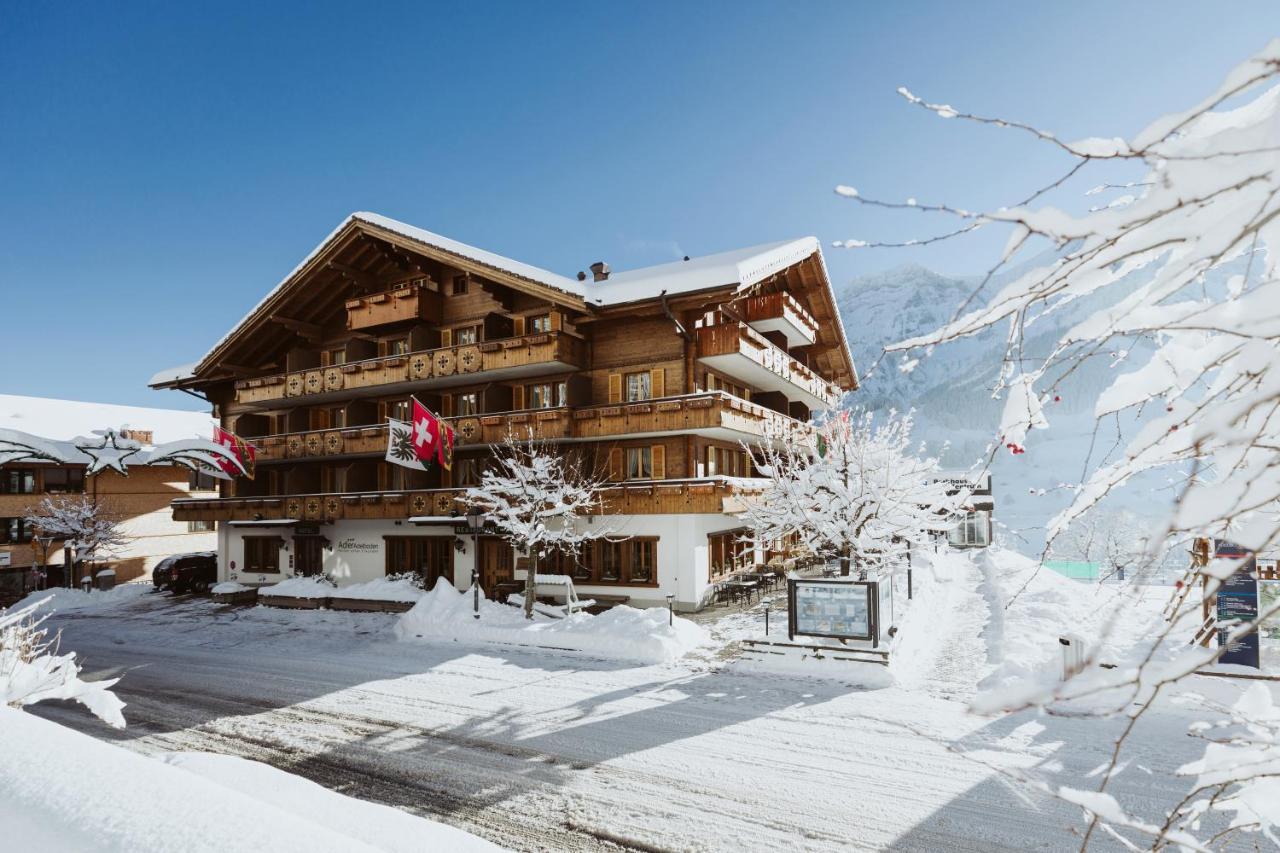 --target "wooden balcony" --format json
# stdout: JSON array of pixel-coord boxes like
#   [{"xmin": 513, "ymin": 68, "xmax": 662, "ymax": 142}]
[
  {"xmin": 695, "ymin": 323, "xmax": 842, "ymax": 410},
  {"xmin": 345, "ymin": 281, "xmax": 443, "ymax": 330},
  {"xmin": 739, "ymin": 292, "xmax": 818, "ymax": 347},
  {"xmin": 171, "ymin": 479, "xmax": 758, "ymax": 523},
  {"xmin": 247, "ymin": 393, "xmax": 813, "ymax": 464},
  {"xmin": 233, "ymin": 330, "xmax": 588, "ymax": 408}
]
